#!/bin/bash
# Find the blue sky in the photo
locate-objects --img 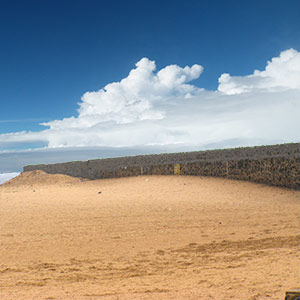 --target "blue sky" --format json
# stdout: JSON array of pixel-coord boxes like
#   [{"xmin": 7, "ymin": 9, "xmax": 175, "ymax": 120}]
[{"xmin": 1, "ymin": 0, "xmax": 300, "ymax": 173}]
